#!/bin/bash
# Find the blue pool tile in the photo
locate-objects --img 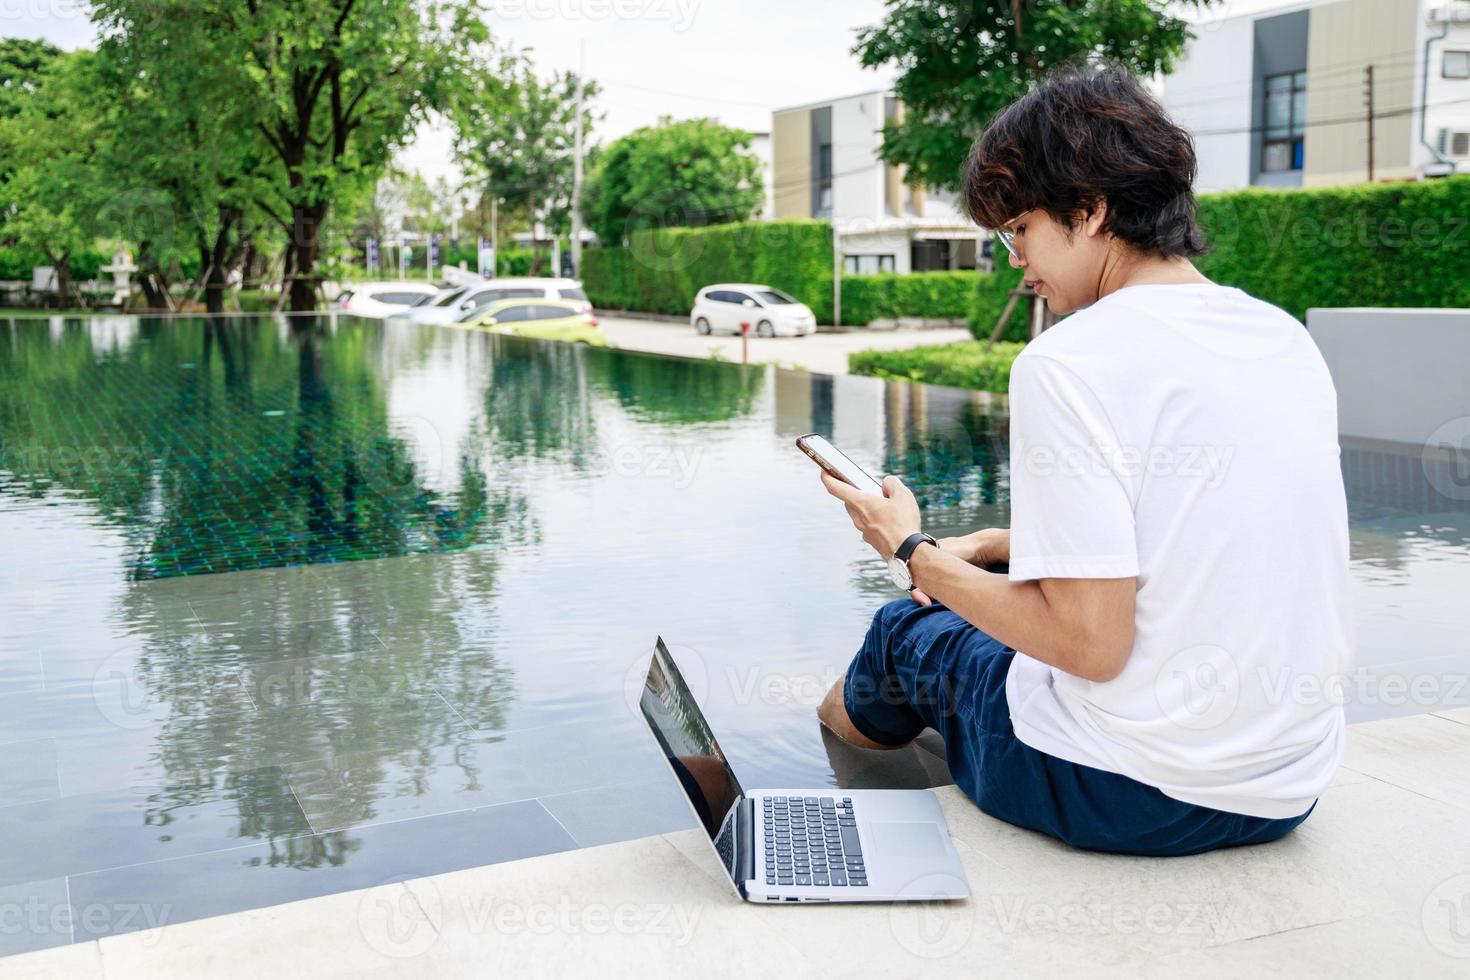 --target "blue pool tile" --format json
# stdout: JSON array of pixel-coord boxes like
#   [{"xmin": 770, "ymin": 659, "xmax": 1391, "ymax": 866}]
[
  {"xmin": 0, "ymin": 737, "xmax": 60, "ymax": 809},
  {"xmin": 0, "ymin": 877, "xmax": 72, "ymax": 957},
  {"xmin": 43, "ymin": 684, "xmax": 471, "ymax": 801},
  {"xmin": 0, "ymin": 669, "xmax": 254, "ymax": 747},
  {"xmin": 282, "ymin": 714, "xmax": 669, "ymax": 833},
  {"xmin": 67, "ymin": 798, "xmax": 577, "ymax": 941},
  {"xmin": 0, "ymin": 767, "xmax": 311, "ymax": 889},
  {"xmin": 537, "ymin": 775, "xmax": 697, "ymax": 849},
  {"xmin": 0, "ymin": 651, "xmax": 44, "ymax": 696},
  {"xmin": 430, "ymin": 672, "xmax": 629, "ymax": 734}
]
